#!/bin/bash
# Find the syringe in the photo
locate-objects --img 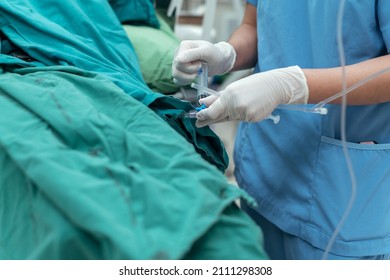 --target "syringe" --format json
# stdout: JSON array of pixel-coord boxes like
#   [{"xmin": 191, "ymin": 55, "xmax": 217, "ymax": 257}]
[
  {"xmin": 180, "ymin": 63, "xmax": 210, "ymax": 119},
  {"xmin": 196, "ymin": 62, "xmax": 209, "ymax": 101}
]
